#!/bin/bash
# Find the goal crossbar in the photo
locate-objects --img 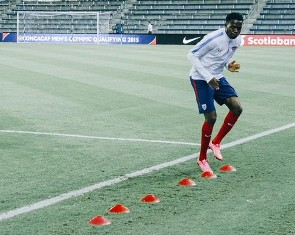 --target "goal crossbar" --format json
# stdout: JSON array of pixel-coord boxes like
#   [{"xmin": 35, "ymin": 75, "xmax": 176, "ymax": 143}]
[{"xmin": 17, "ymin": 11, "xmax": 110, "ymax": 43}]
